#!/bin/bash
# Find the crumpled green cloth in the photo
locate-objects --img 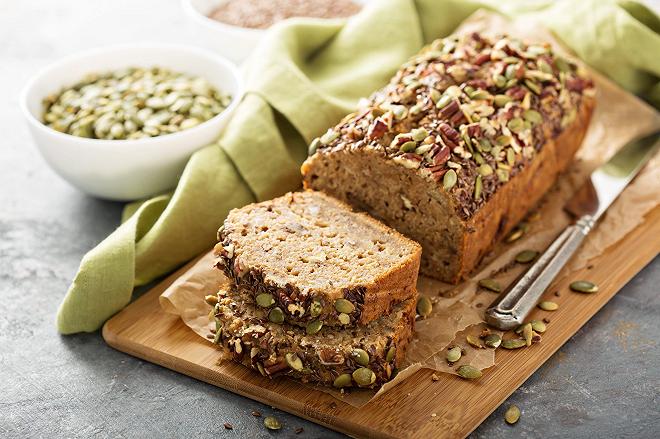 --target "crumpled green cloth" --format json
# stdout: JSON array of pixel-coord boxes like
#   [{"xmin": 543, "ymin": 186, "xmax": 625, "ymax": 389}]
[{"xmin": 57, "ymin": 0, "xmax": 660, "ymax": 333}]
